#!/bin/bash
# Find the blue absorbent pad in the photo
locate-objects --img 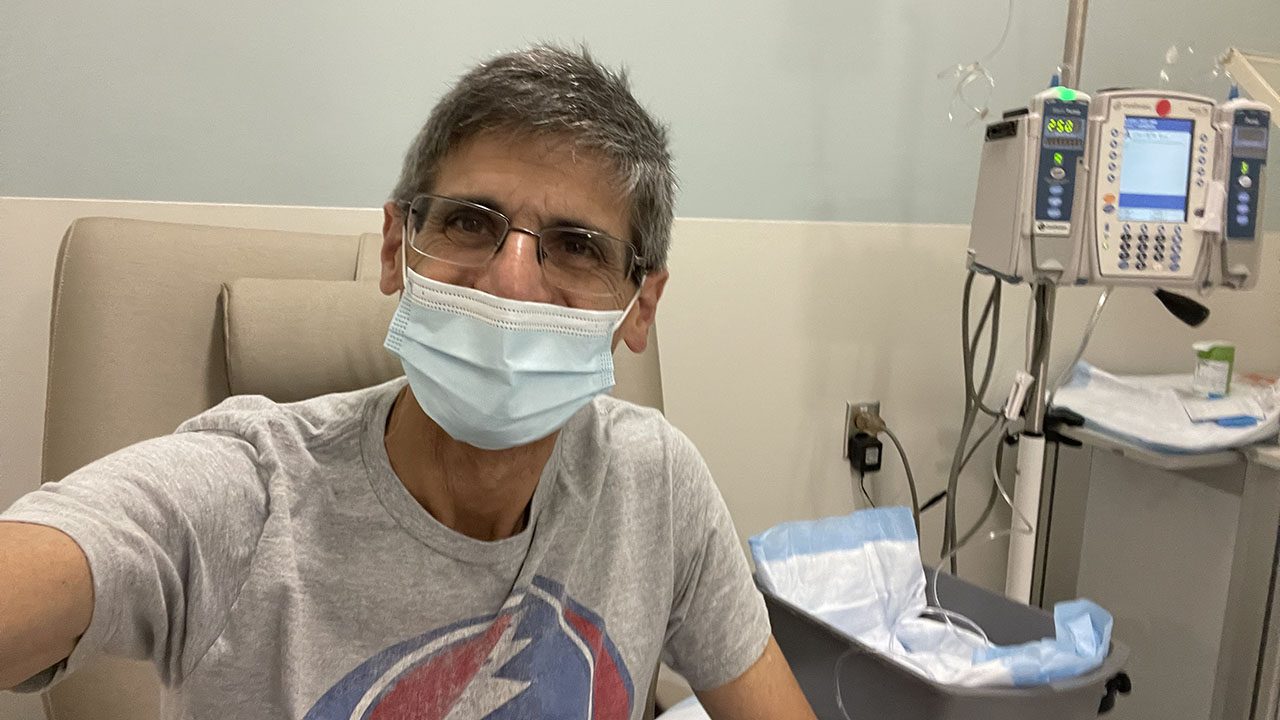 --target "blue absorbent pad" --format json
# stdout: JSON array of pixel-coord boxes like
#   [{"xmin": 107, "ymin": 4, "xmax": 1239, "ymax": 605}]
[{"xmin": 750, "ymin": 507, "xmax": 1112, "ymax": 687}]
